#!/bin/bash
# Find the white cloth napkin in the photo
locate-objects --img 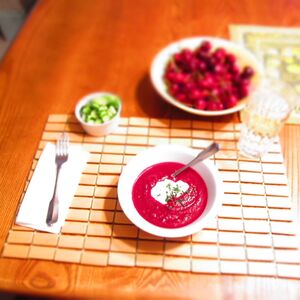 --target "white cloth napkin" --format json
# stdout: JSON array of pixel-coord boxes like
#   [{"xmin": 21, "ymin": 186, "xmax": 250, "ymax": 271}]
[{"xmin": 16, "ymin": 142, "xmax": 89, "ymax": 233}]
